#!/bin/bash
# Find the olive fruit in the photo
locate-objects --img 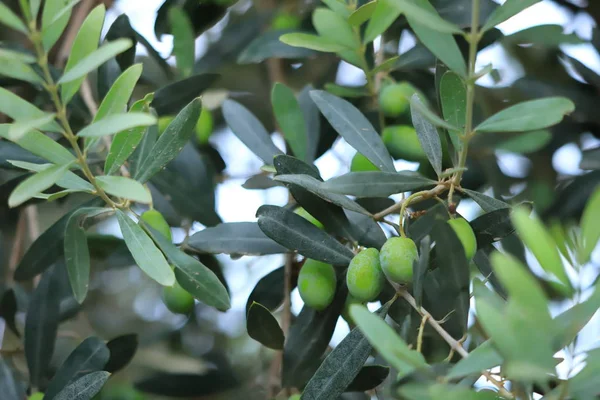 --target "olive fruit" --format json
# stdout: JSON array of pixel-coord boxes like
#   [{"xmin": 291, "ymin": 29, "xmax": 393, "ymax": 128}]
[
  {"xmin": 163, "ymin": 281, "xmax": 195, "ymax": 314},
  {"xmin": 140, "ymin": 209, "xmax": 172, "ymax": 241},
  {"xmin": 379, "ymin": 82, "xmax": 417, "ymax": 117},
  {"xmin": 447, "ymin": 218, "xmax": 477, "ymax": 260},
  {"xmin": 271, "ymin": 11, "xmax": 301, "ymax": 30},
  {"xmin": 294, "ymin": 207, "xmax": 324, "ymax": 229},
  {"xmin": 298, "ymin": 259, "xmax": 337, "ymax": 311},
  {"xmin": 29, "ymin": 394, "xmax": 44, "ymax": 400},
  {"xmin": 379, "ymin": 236, "xmax": 418, "ymax": 284},
  {"xmin": 288, "ymin": 395, "xmax": 301, "ymax": 400},
  {"xmin": 350, "ymin": 153, "xmax": 379, "ymax": 172},
  {"xmin": 195, "ymin": 108, "xmax": 214, "ymax": 144},
  {"xmin": 341, "ymin": 294, "xmax": 362, "ymax": 326},
  {"xmin": 382, "ymin": 125, "xmax": 426, "ymax": 162},
  {"xmin": 346, "ymin": 248, "xmax": 385, "ymax": 302},
  {"xmin": 157, "ymin": 115, "xmax": 174, "ymax": 135}
]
